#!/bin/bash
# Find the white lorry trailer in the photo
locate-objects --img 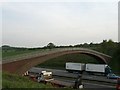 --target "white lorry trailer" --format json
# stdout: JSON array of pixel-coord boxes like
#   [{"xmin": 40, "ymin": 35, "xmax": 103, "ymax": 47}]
[
  {"xmin": 66, "ymin": 62, "xmax": 85, "ymax": 73},
  {"xmin": 85, "ymin": 64, "xmax": 111, "ymax": 75}
]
